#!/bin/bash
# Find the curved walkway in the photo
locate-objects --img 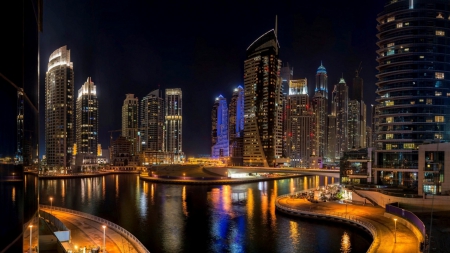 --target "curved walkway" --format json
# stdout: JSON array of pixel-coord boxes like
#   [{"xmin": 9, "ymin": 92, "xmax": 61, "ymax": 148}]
[
  {"xmin": 276, "ymin": 197, "xmax": 420, "ymax": 253},
  {"xmin": 40, "ymin": 206, "xmax": 149, "ymax": 253}
]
